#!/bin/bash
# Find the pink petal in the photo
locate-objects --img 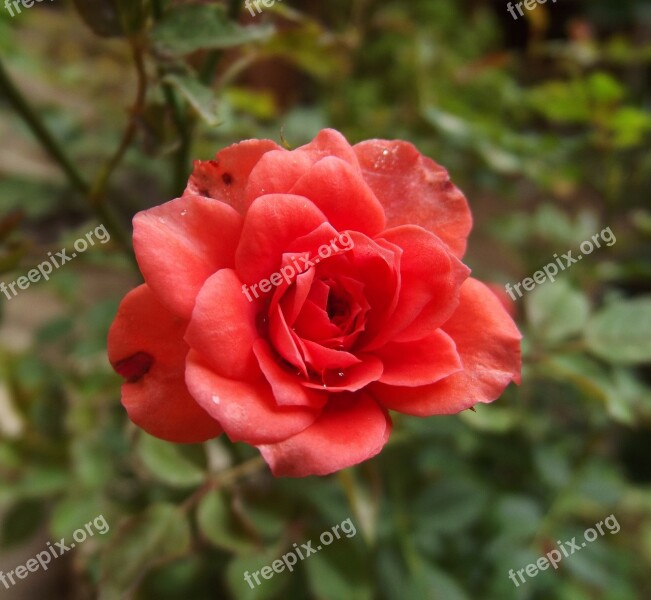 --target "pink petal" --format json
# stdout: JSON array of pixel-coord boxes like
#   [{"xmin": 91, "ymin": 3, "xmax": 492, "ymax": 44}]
[
  {"xmin": 364, "ymin": 225, "xmax": 470, "ymax": 349},
  {"xmin": 235, "ymin": 194, "xmax": 327, "ymax": 285},
  {"xmin": 185, "ymin": 139, "xmax": 281, "ymax": 214},
  {"xmin": 290, "ymin": 157, "xmax": 386, "ymax": 236},
  {"xmin": 253, "ymin": 339, "xmax": 328, "ymax": 409},
  {"xmin": 108, "ymin": 284, "xmax": 222, "ymax": 443},
  {"xmin": 184, "ymin": 269, "xmax": 261, "ymax": 380},
  {"xmin": 354, "ymin": 139, "xmax": 472, "ymax": 258},
  {"xmin": 133, "ymin": 194, "xmax": 242, "ymax": 319},
  {"xmin": 258, "ymin": 393, "xmax": 391, "ymax": 477},
  {"xmin": 375, "ymin": 330, "xmax": 462, "ymax": 387},
  {"xmin": 370, "ymin": 278, "xmax": 522, "ymax": 415},
  {"xmin": 185, "ymin": 351, "xmax": 319, "ymax": 444}
]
